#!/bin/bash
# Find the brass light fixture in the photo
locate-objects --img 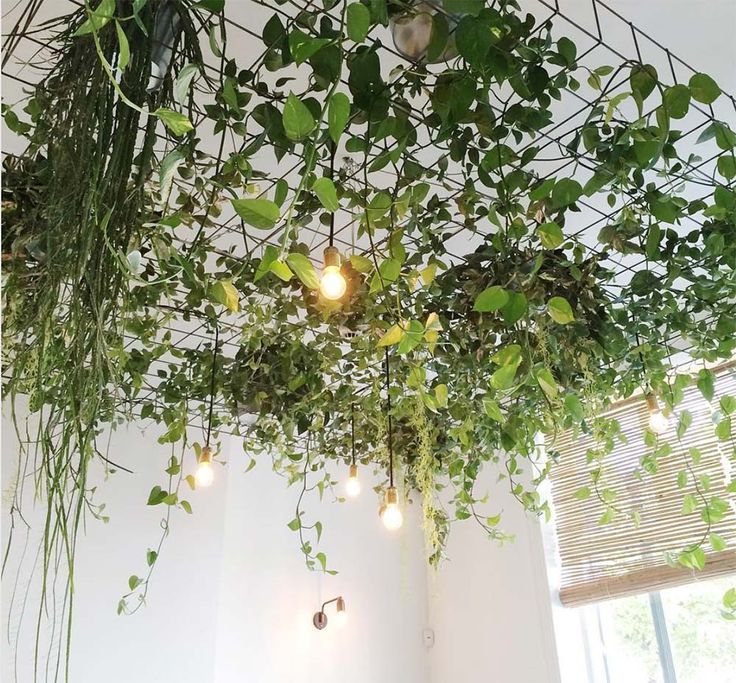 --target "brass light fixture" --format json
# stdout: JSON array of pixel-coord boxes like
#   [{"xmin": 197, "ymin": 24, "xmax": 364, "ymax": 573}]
[
  {"xmin": 195, "ymin": 321, "xmax": 219, "ymax": 487},
  {"xmin": 345, "ymin": 404, "xmax": 361, "ymax": 497},
  {"xmin": 379, "ymin": 348, "xmax": 403, "ymax": 530},
  {"xmin": 312, "ymin": 596, "xmax": 347, "ymax": 630},
  {"xmin": 319, "ymin": 143, "xmax": 347, "ymax": 301}
]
